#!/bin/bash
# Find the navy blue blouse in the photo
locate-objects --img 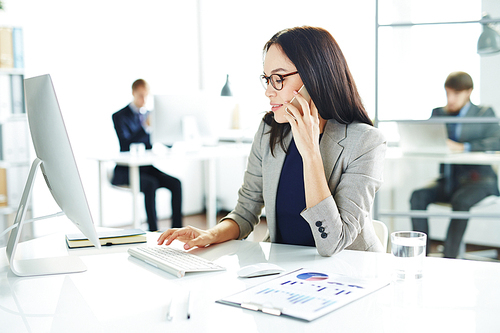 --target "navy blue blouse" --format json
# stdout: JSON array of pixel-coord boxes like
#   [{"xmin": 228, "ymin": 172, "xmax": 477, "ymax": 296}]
[{"xmin": 275, "ymin": 137, "xmax": 315, "ymax": 246}]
